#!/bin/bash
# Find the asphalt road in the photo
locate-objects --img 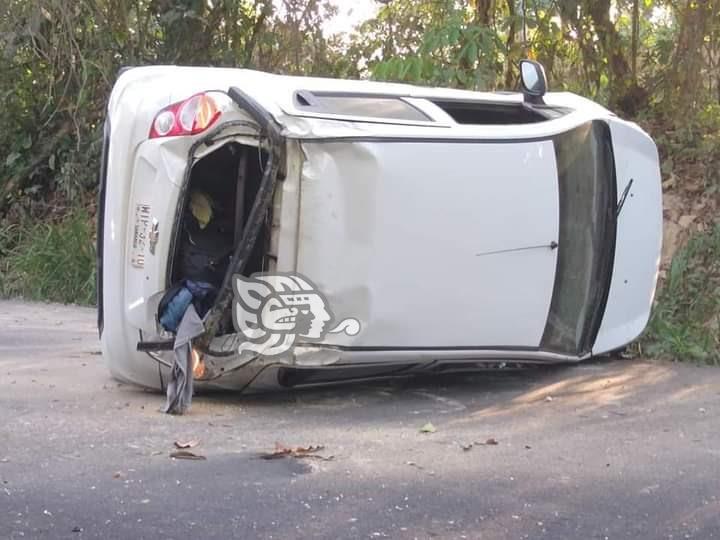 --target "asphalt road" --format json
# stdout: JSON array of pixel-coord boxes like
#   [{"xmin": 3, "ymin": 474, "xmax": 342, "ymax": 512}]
[{"xmin": 2, "ymin": 300, "xmax": 720, "ymax": 540}]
